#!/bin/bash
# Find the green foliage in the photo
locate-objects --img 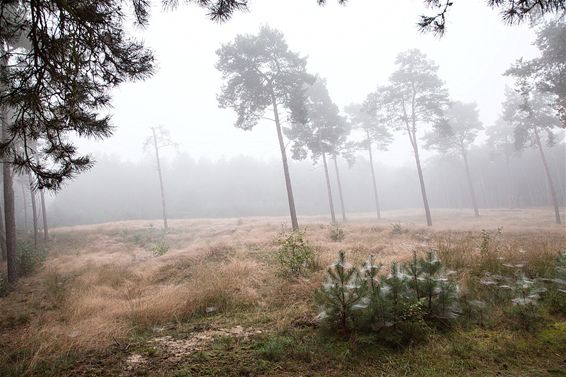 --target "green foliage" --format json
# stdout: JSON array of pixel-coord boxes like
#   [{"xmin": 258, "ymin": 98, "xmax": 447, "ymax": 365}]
[
  {"xmin": 509, "ymin": 274, "xmax": 546, "ymax": 331},
  {"xmin": 16, "ymin": 242, "xmax": 47, "ymax": 276},
  {"xmin": 315, "ymin": 251, "xmax": 365, "ymax": 332},
  {"xmin": 317, "ymin": 250, "xmax": 460, "ymax": 343},
  {"xmin": 390, "ymin": 223, "xmax": 407, "ymax": 235},
  {"xmin": 542, "ymin": 250, "xmax": 566, "ymax": 314},
  {"xmin": 276, "ymin": 230, "xmax": 315, "ymax": 277},
  {"xmin": 329, "ymin": 225, "xmax": 345, "ymax": 242},
  {"xmin": 45, "ymin": 272, "xmax": 66, "ymax": 308},
  {"xmin": 151, "ymin": 238, "xmax": 170, "ymax": 257}
]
